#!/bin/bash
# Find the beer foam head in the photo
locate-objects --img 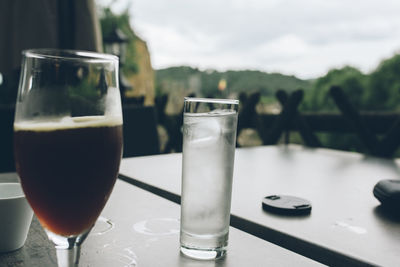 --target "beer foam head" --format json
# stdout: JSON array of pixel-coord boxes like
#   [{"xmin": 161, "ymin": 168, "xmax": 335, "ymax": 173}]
[{"xmin": 14, "ymin": 116, "xmax": 122, "ymax": 132}]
